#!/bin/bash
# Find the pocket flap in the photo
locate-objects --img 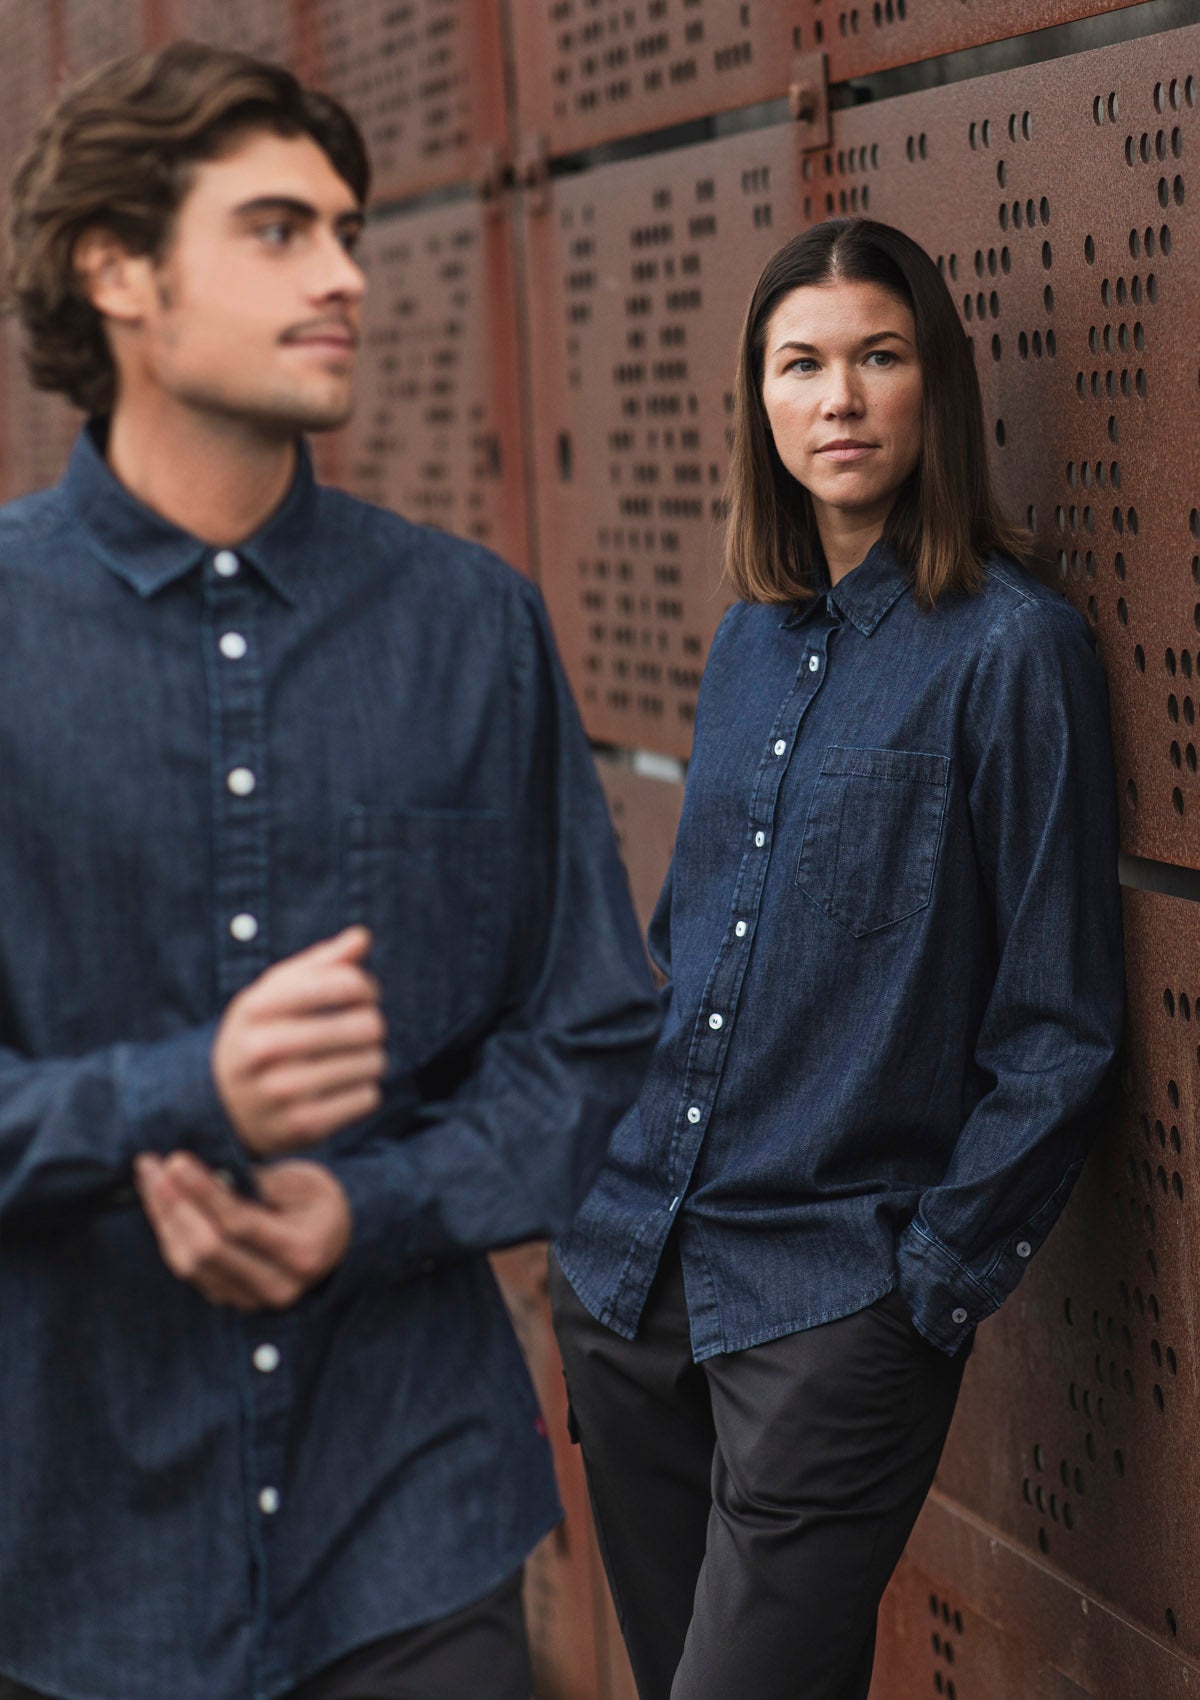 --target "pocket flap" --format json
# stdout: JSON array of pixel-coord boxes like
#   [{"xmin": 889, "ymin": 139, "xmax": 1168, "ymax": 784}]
[{"xmin": 819, "ymin": 746, "xmax": 950, "ymax": 787}]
